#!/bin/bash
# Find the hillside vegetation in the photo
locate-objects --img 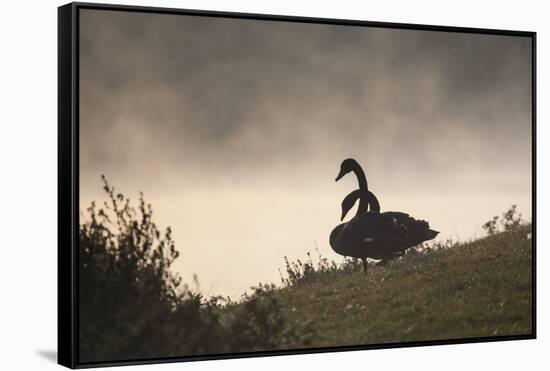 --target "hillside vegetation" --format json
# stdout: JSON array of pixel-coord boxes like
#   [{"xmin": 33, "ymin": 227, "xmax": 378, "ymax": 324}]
[
  {"xmin": 271, "ymin": 223, "xmax": 532, "ymax": 347},
  {"xmin": 79, "ymin": 178, "xmax": 532, "ymax": 363}
]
